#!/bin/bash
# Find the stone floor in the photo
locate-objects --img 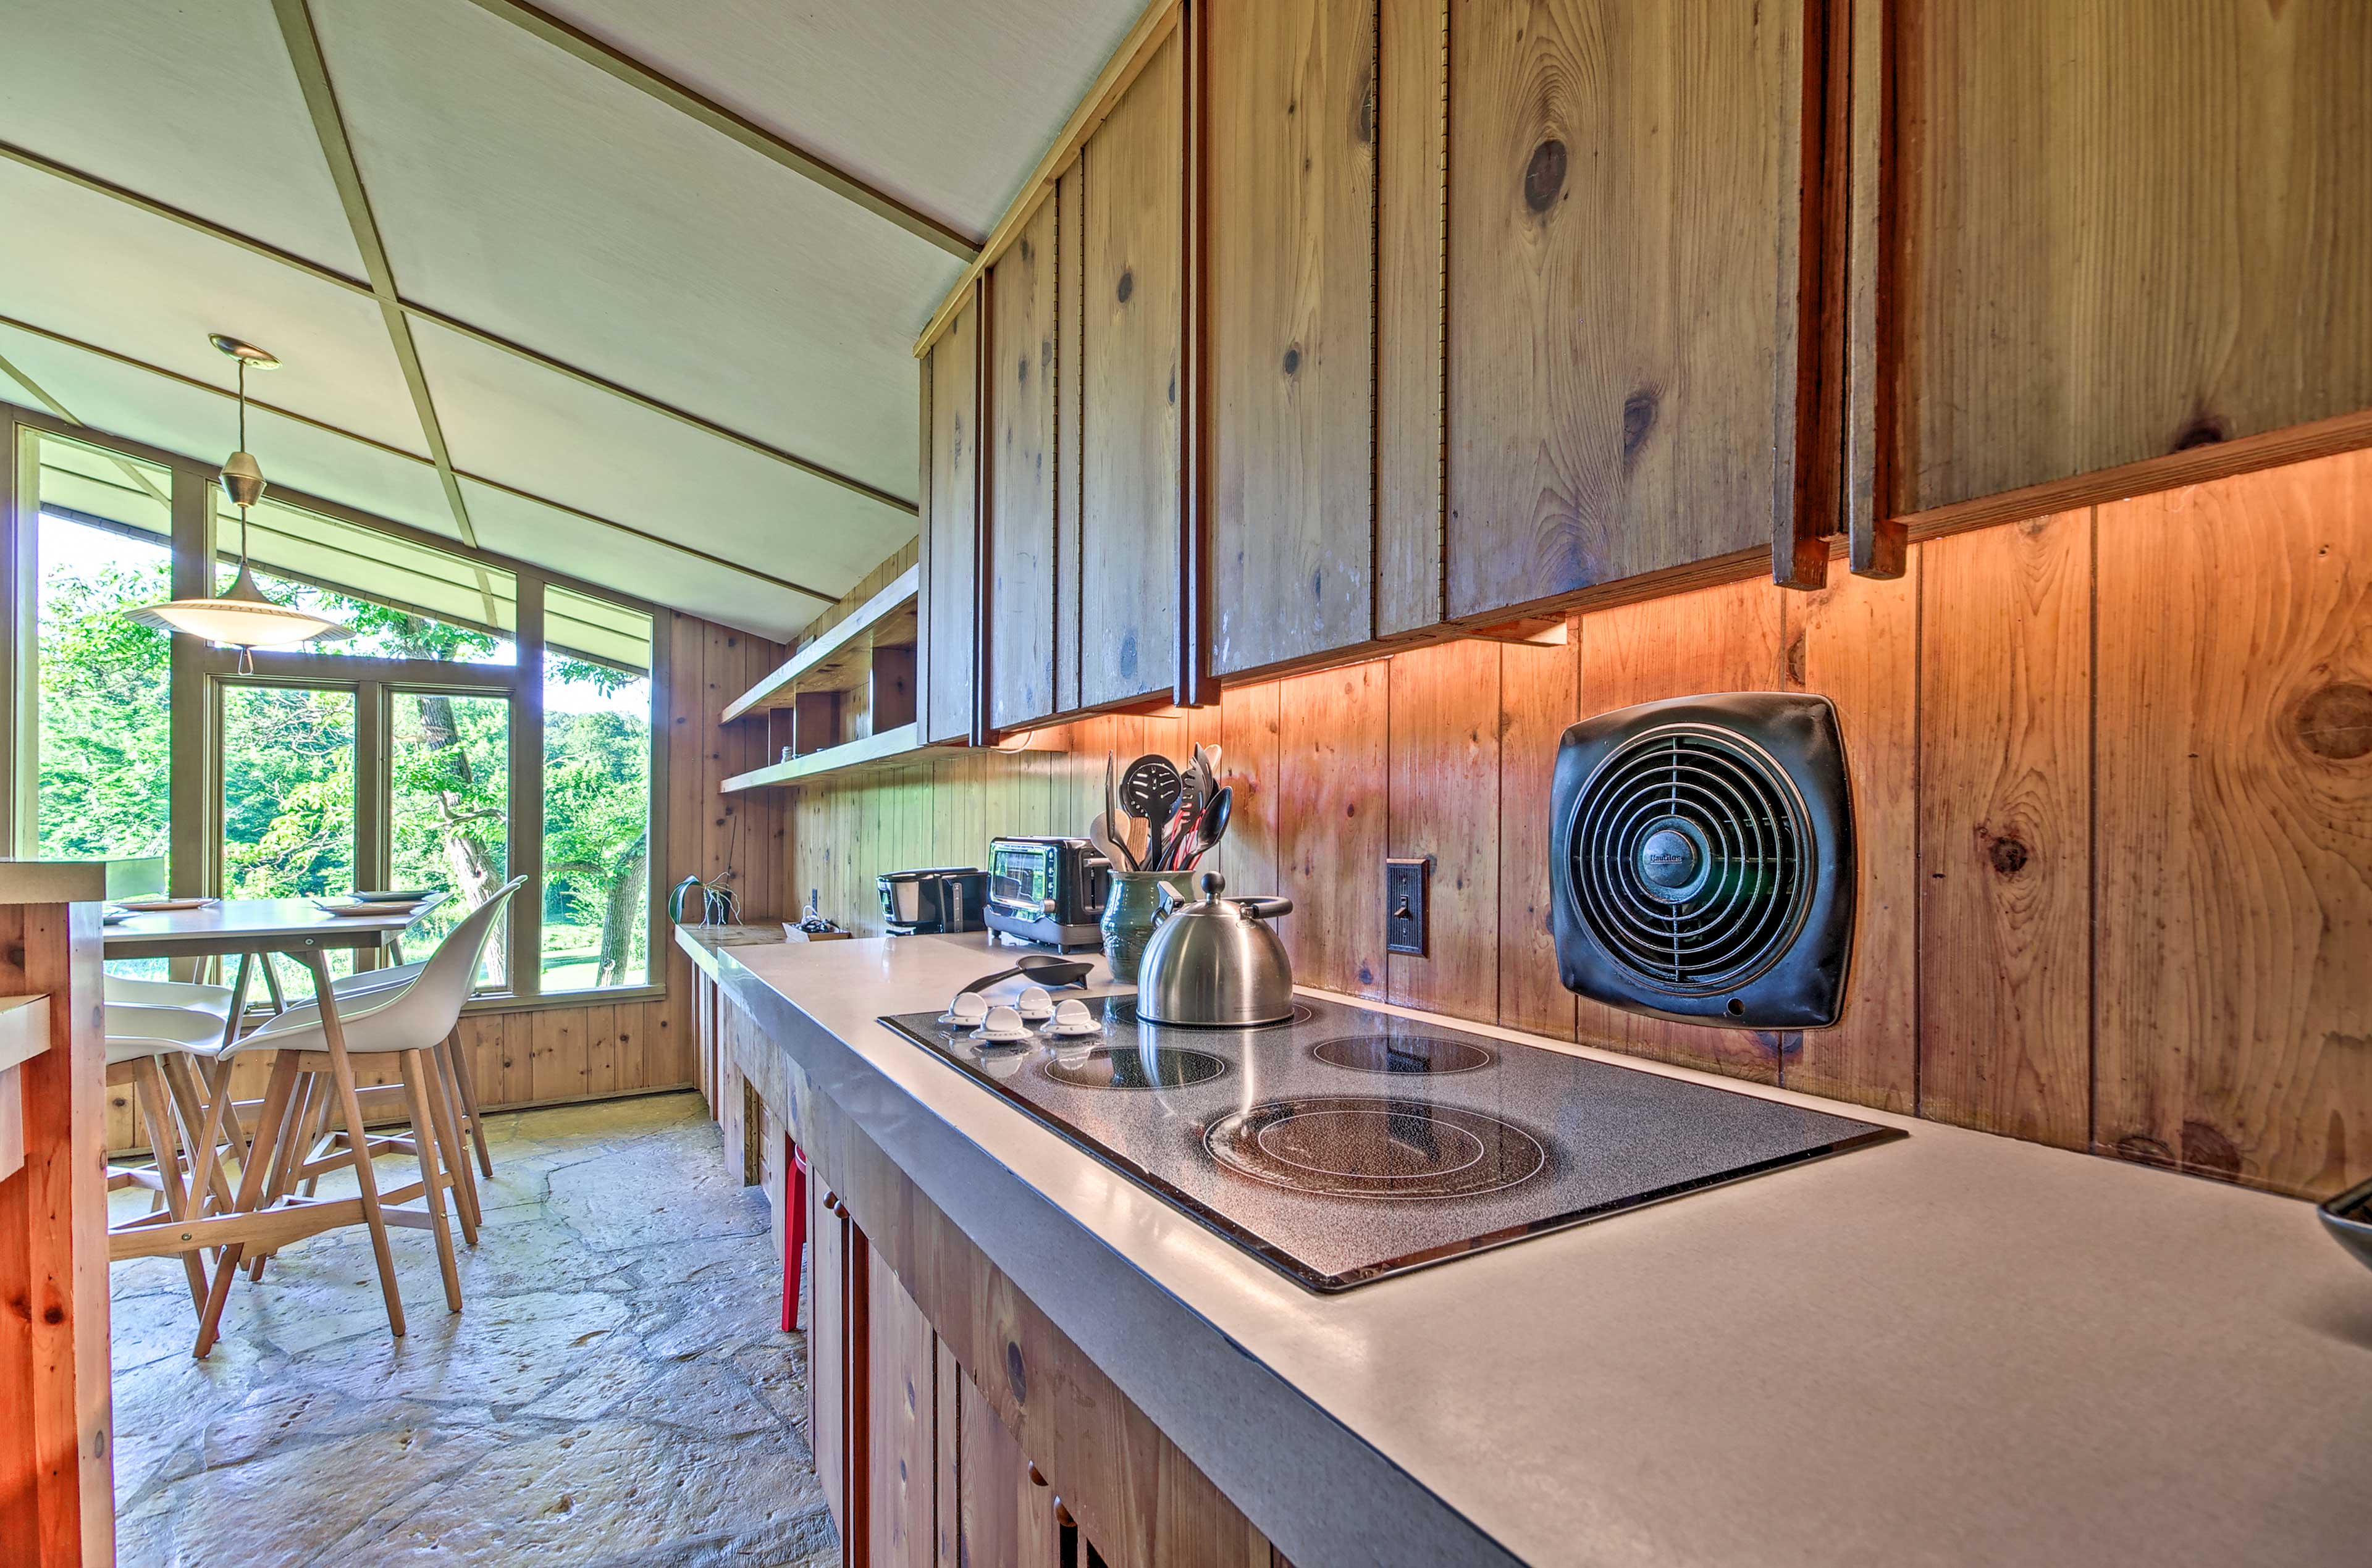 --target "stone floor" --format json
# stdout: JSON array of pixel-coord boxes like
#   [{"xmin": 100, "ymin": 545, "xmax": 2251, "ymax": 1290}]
[{"xmin": 106, "ymin": 1091, "xmax": 839, "ymax": 1567}]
